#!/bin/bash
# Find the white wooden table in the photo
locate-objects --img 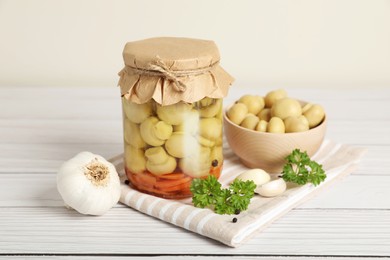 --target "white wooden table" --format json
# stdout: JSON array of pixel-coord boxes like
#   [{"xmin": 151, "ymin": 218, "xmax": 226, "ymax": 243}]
[{"xmin": 0, "ymin": 86, "xmax": 389, "ymax": 259}]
